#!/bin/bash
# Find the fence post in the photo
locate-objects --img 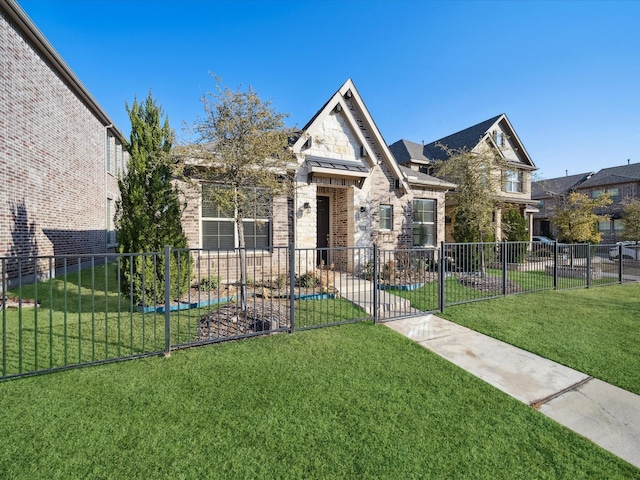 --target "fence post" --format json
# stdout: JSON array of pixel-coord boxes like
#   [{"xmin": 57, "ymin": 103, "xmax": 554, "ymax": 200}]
[
  {"xmin": 553, "ymin": 241, "xmax": 559, "ymax": 290},
  {"xmin": 502, "ymin": 239, "xmax": 508, "ymax": 295},
  {"xmin": 289, "ymin": 244, "xmax": 296, "ymax": 333},
  {"xmin": 164, "ymin": 245, "xmax": 171, "ymax": 357},
  {"xmin": 586, "ymin": 244, "xmax": 591, "ymax": 288},
  {"xmin": 618, "ymin": 243, "xmax": 623, "ymax": 284},
  {"xmin": 372, "ymin": 244, "xmax": 378, "ymax": 324},
  {"xmin": 438, "ymin": 241, "xmax": 445, "ymax": 312}
]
